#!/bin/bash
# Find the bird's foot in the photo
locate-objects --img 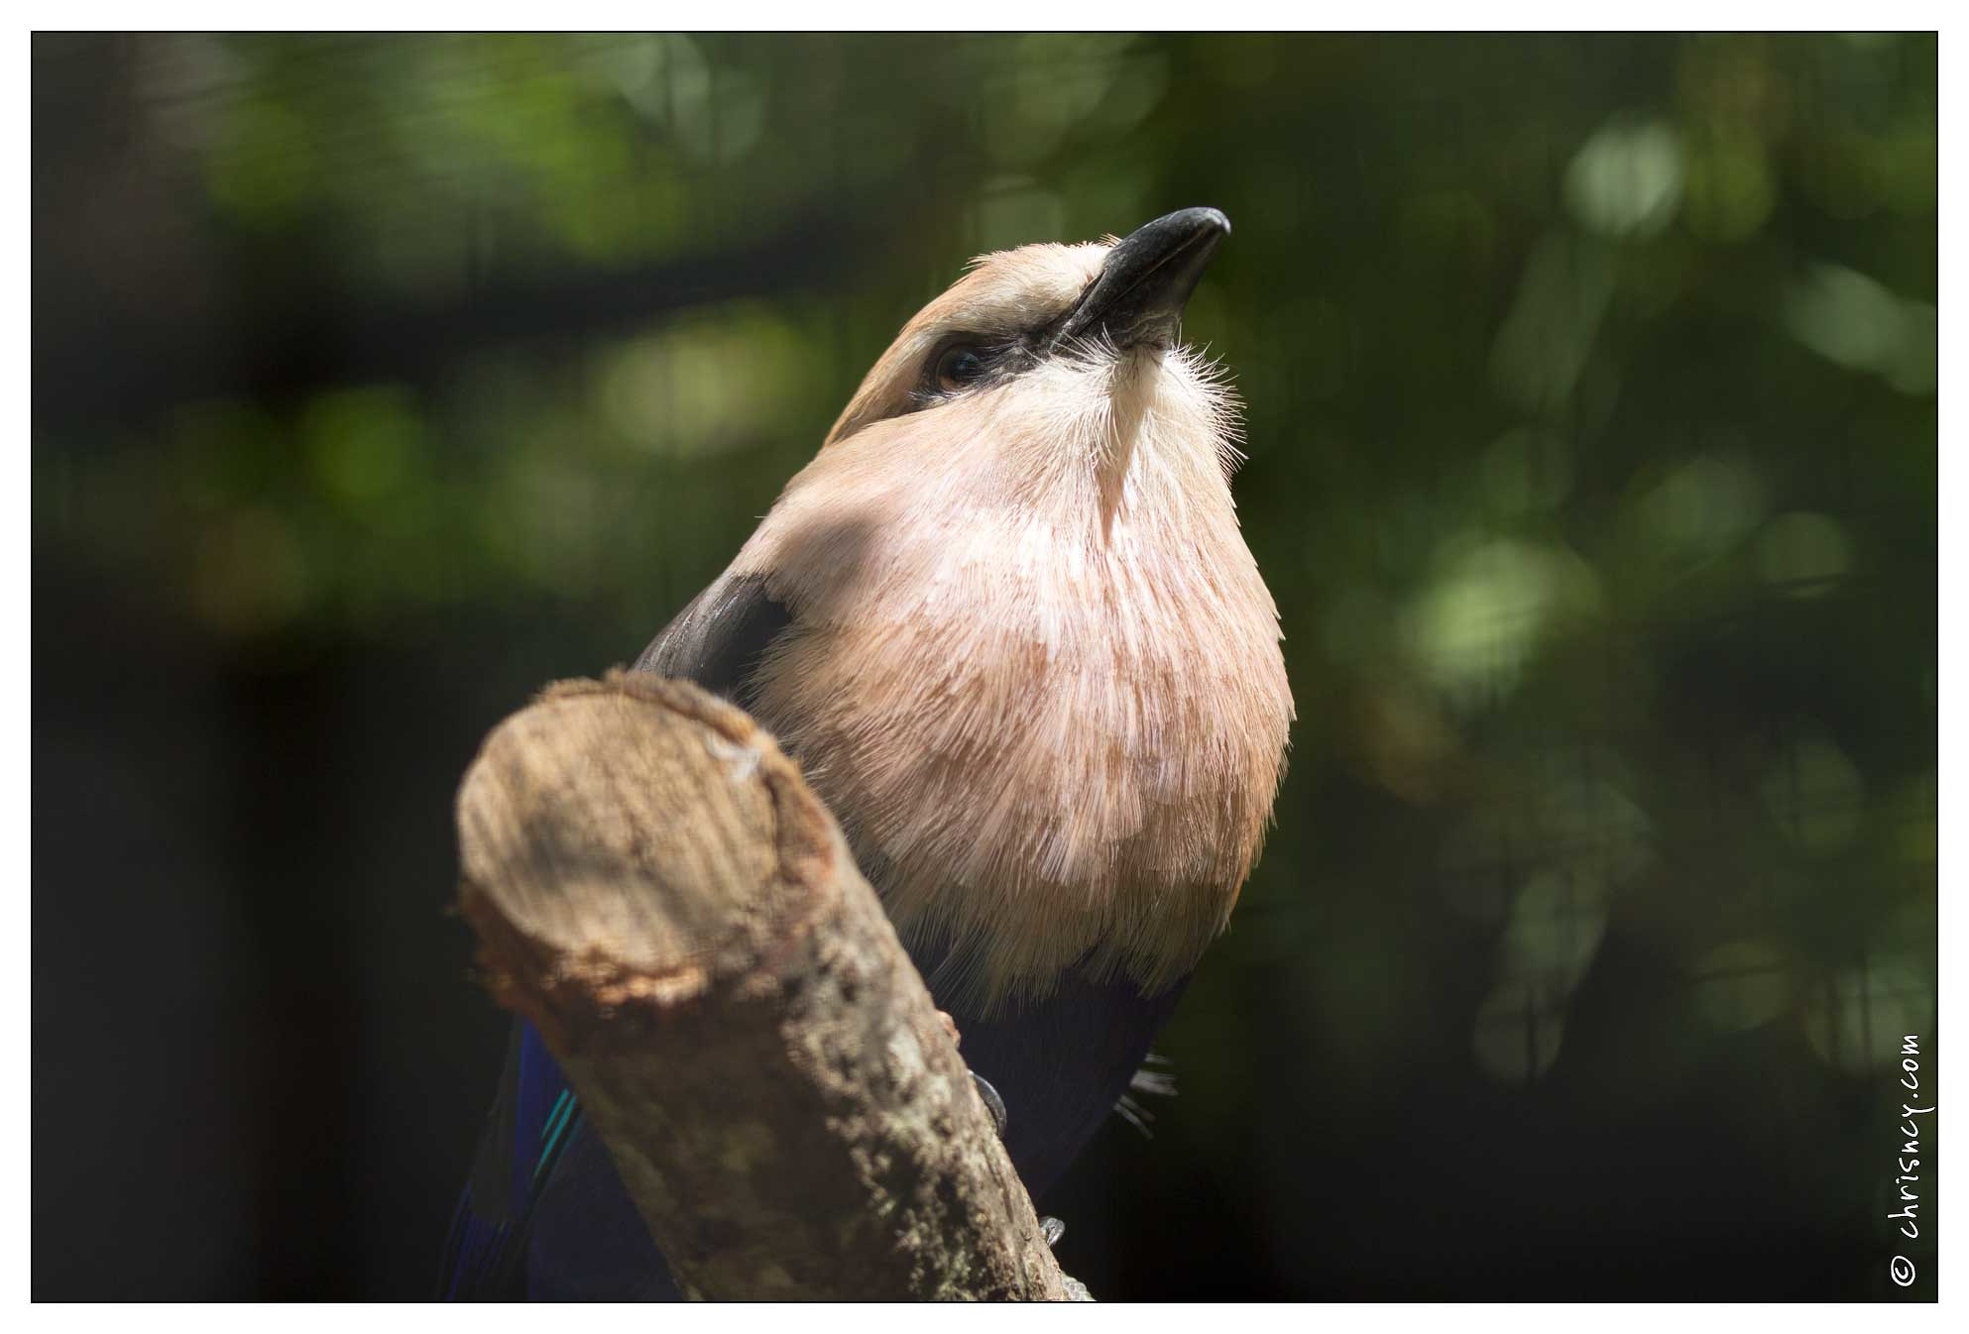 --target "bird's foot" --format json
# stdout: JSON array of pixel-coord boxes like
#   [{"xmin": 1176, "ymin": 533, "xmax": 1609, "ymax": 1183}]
[
  {"xmin": 939, "ymin": 1010, "xmax": 1009, "ymax": 1141},
  {"xmin": 1043, "ymin": 1219, "xmax": 1092, "ymax": 1300},
  {"xmin": 971, "ymin": 1071, "xmax": 1008, "ymax": 1138}
]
